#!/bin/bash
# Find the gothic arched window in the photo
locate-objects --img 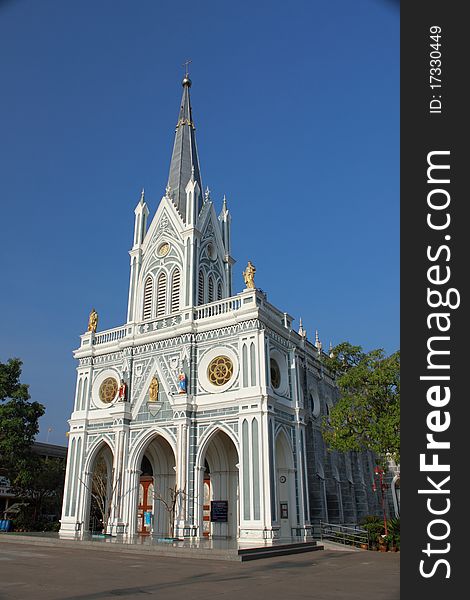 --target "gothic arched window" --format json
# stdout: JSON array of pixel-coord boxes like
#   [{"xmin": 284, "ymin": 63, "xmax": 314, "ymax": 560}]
[
  {"xmin": 208, "ymin": 275, "xmax": 215, "ymax": 303},
  {"xmin": 143, "ymin": 275, "xmax": 153, "ymax": 320},
  {"xmin": 156, "ymin": 272, "xmax": 167, "ymax": 317},
  {"xmin": 217, "ymin": 281, "xmax": 223, "ymax": 301},
  {"xmin": 171, "ymin": 268, "xmax": 181, "ymax": 313},
  {"xmin": 198, "ymin": 270, "xmax": 205, "ymax": 305}
]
